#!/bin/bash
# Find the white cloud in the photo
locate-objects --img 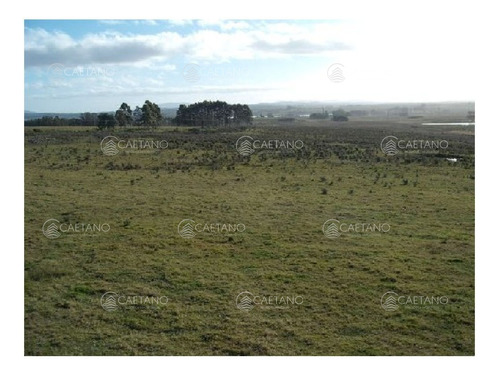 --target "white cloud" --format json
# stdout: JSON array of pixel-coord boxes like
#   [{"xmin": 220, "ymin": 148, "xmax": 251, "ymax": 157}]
[
  {"xmin": 25, "ymin": 19, "xmax": 476, "ymax": 111},
  {"xmin": 98, "ymin": 20, "xmax": 126, "ymax": 25},
  {"xmin": 132, "ymin": 20, "xmax": 159, "ymax": 26},
  {"xmin": 197, "ymin": 20, "xmax": 251, "ymax": 31},
  {"xmin": 219, "ymin": 21, "xmax": 251, "ymax": 31},
  {"xmin": 24, "ymin": 28, "xmax": 75, "ymax": 50},
  {"xmin": 99, "ymin": 20, "xmax": 159, "ymax": 26},
  {"xmin": 196, "ymin": 19, "xmax": 222, "ymax": 28},
  {"xmin": 25, "ymin": 22, "xmax": 352, "ymax": 68},
  {"xmin": 166, "ymin": 19, "xmax": 194, "ymax": 27}
]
